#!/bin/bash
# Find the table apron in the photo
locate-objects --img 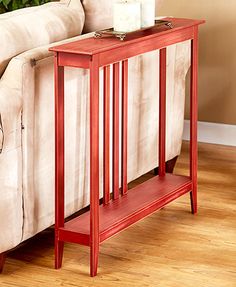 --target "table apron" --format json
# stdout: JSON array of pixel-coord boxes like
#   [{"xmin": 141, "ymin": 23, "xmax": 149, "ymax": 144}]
[
  {"xmin": 57, "ymin": 27, "xmax": 194, "ymax": 69},
  {"xmin": 98, "ymin": 27, "xmax": 194, "ymax": 67},
  {"xmin": 58, "ymin": 53, "xmax": 91, "ymax": 69}
]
